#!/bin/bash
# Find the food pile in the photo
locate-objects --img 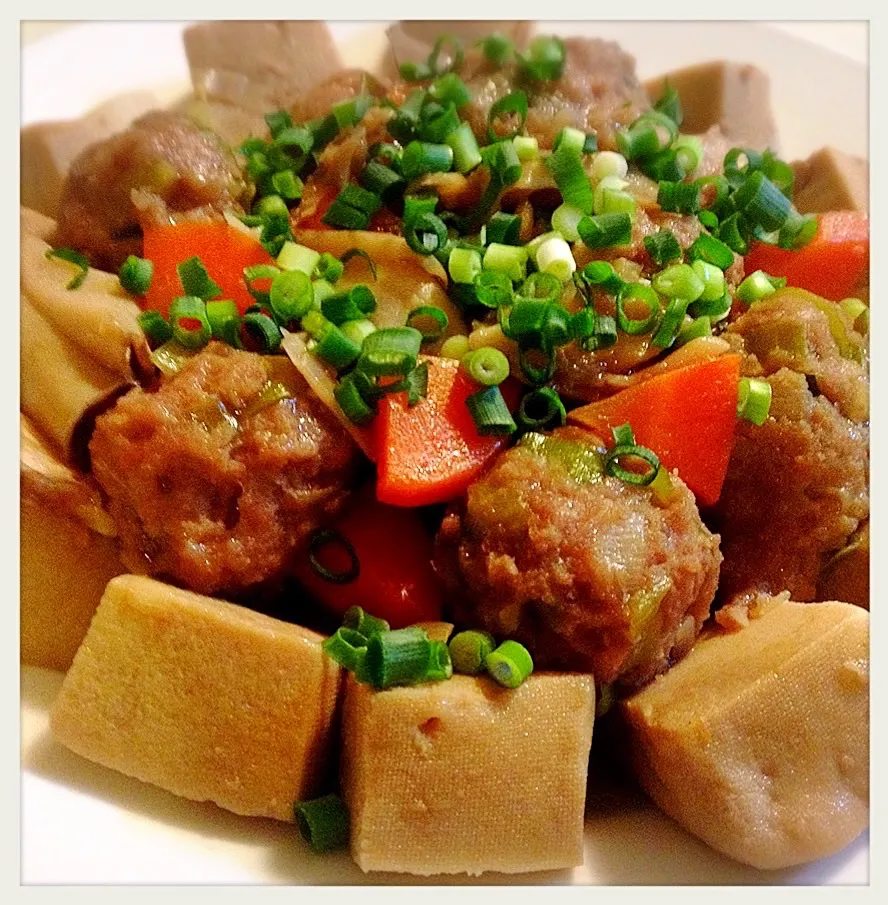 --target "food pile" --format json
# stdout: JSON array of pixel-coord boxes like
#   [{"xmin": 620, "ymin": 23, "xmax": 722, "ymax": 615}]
[{"xmin": 20, "ymin": 20, "xmax": 869, "ymax": 879}]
